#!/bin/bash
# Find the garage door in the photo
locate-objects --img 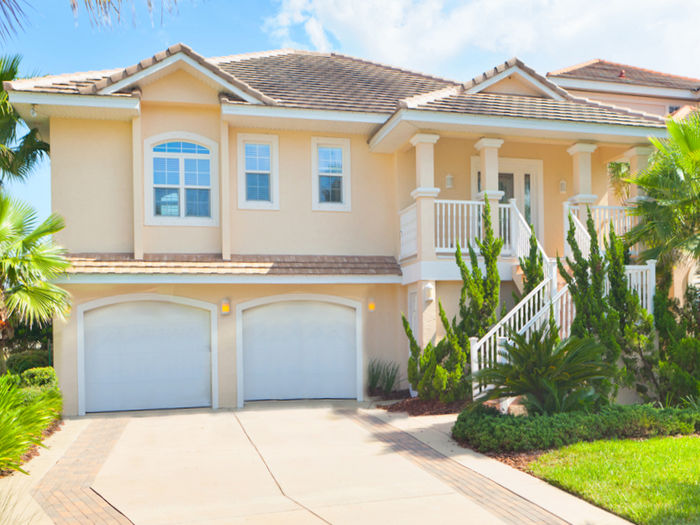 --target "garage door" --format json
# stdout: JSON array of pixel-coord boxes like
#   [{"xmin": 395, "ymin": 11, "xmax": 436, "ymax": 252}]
[
  {"xmin": 242, "ymin": 300, "xmax": 357, "ymax": 401},
  {"xmin": 84, "ymin": 300, "xmax": 212, "ymax": 412}
]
